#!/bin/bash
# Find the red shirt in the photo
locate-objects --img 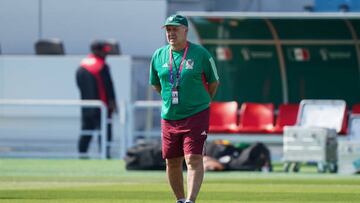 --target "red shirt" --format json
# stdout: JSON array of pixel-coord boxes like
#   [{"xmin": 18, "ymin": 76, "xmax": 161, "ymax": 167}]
[{"xmin": 80, "ymin": 54, "xmax": 108, "ymax": 106}]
